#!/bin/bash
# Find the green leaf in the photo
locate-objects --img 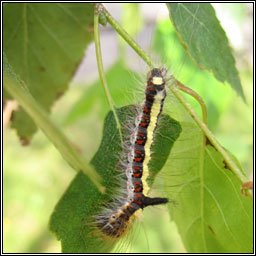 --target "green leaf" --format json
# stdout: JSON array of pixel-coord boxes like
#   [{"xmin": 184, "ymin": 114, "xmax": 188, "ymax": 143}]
[
  {"xmin": 3, "ymin": 3, "xmax": 94, "ymax": 142},
  {"xmin": 167, "ymin": 3, "xmax": 245, "ymax": 101},
  {"xmin": 163, "ymin": 98, "xmax": 253, "ymax": 252},
  {"xmin": 49, "ymin": 105, "xmax": 181, "ymax": 253}
]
